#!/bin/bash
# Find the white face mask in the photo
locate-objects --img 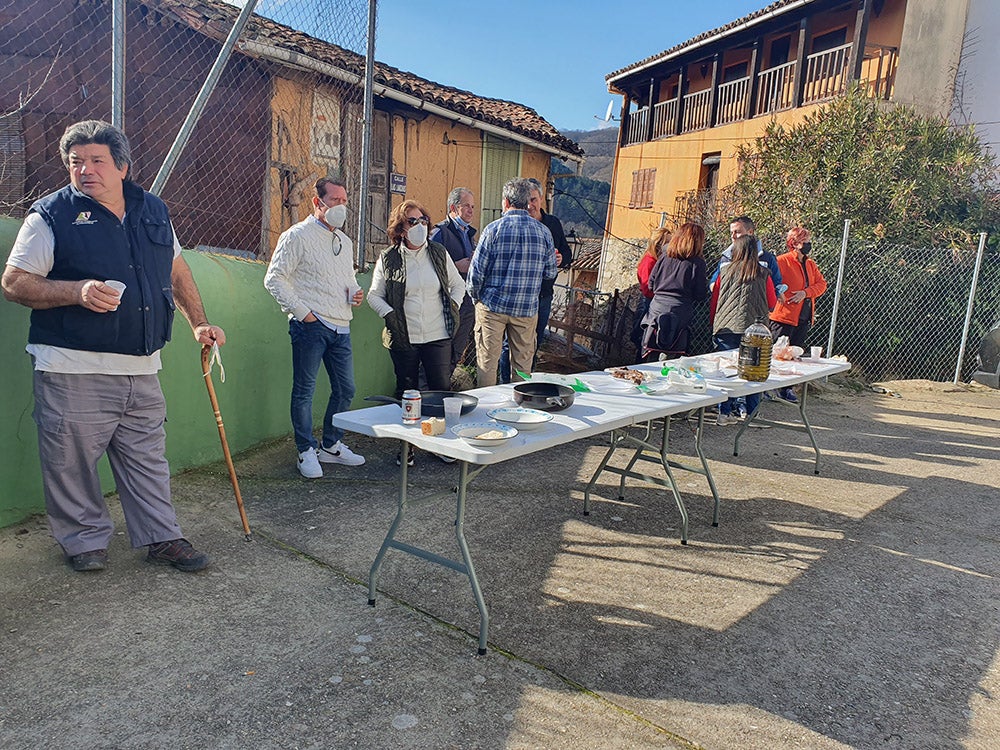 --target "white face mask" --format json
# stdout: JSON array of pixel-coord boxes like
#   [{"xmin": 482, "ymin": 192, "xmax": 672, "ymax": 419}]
[
  {"xmin": 324, "ymin": 203, "xmax": 347, "ymax": 229},
  {"xmin": 406, "ymin": 223, "xmax": 428, "ymax": 247}
]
